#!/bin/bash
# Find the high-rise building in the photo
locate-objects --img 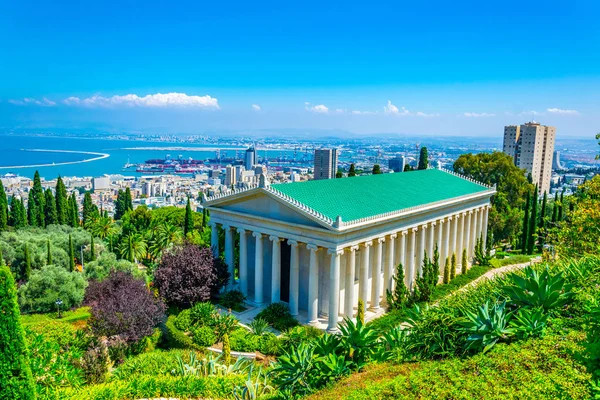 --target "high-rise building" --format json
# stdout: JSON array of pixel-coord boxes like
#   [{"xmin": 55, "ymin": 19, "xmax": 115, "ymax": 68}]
[
  {"xmin": 245, "ymin": 147, "xmax": 256, "ymax": 170},
  {"xmin": 552, "ymin": 150, "xmax": 565, "ymax": 170},
  {"xmin": 225, "ymin": 165, "xmax": 237, "ymax": 187},
  {"xmin": 503, "ymin": 121, "xmax": 556, "ymax": 195},
  {"xmin": 313, "ymin": 148, "xmax": 338, "ymax": 180},
  {"xmin": 388, "ymin": 155, "xmax": 406, "ymax": 173}
]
